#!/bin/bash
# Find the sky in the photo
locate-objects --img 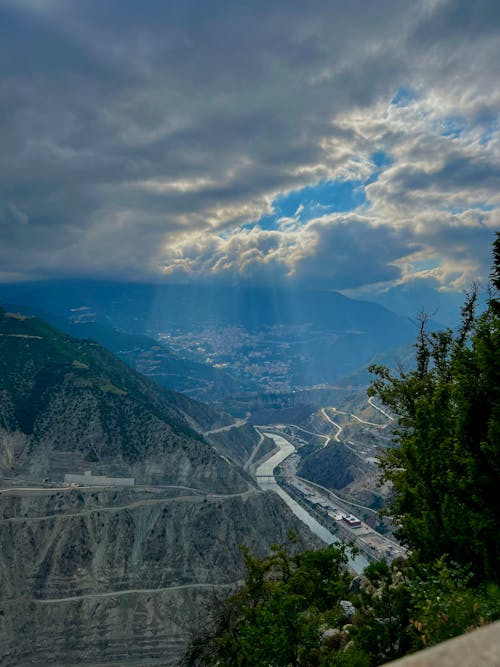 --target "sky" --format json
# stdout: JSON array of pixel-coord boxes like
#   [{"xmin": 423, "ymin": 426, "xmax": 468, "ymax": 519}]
[{"xmin": 0, "ymin": 0, "xmax": 499, "ymax": 309}]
